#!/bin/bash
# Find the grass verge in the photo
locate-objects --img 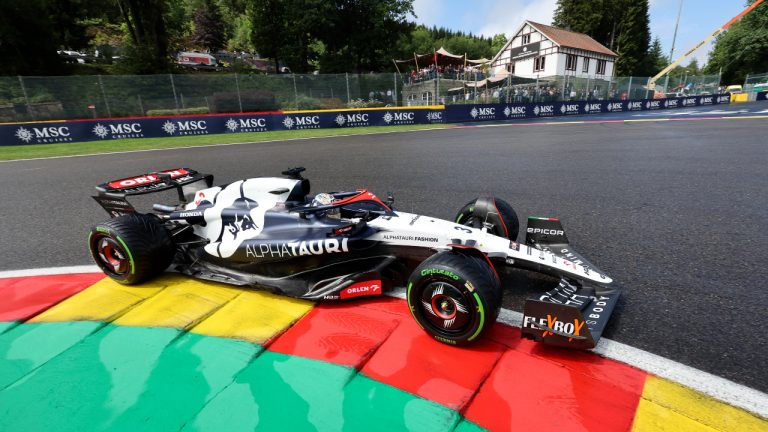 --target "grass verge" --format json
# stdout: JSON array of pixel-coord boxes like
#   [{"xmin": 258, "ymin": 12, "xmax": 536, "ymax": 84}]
[{"xmin": 0, "ymin": 124, "xmax": 446, "ymax": 161}]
